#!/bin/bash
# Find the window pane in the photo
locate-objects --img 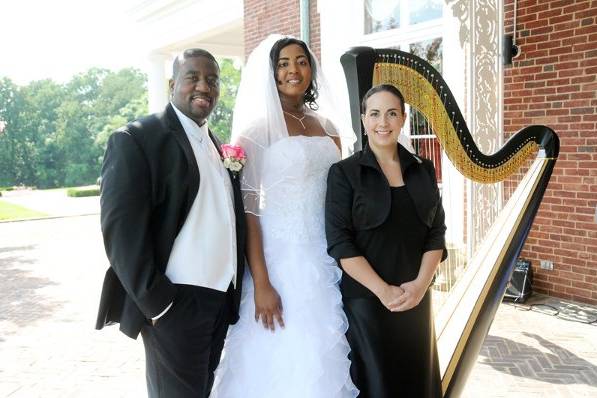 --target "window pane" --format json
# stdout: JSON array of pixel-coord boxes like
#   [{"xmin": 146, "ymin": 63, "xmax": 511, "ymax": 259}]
[
  {"xmin": 409, "ymin": 0, "xmax": 443, "ymax": 25},
  {"xmin": 364, "ymin": 0, "xmax": 400, "ymax": 34},
  {"xmin": 409, "ymin": 37, "xmax": 442, "ymax": 74},
  {"xmin": 408, "ymin": 37, "xmax": 443, "ymax": 182}
]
